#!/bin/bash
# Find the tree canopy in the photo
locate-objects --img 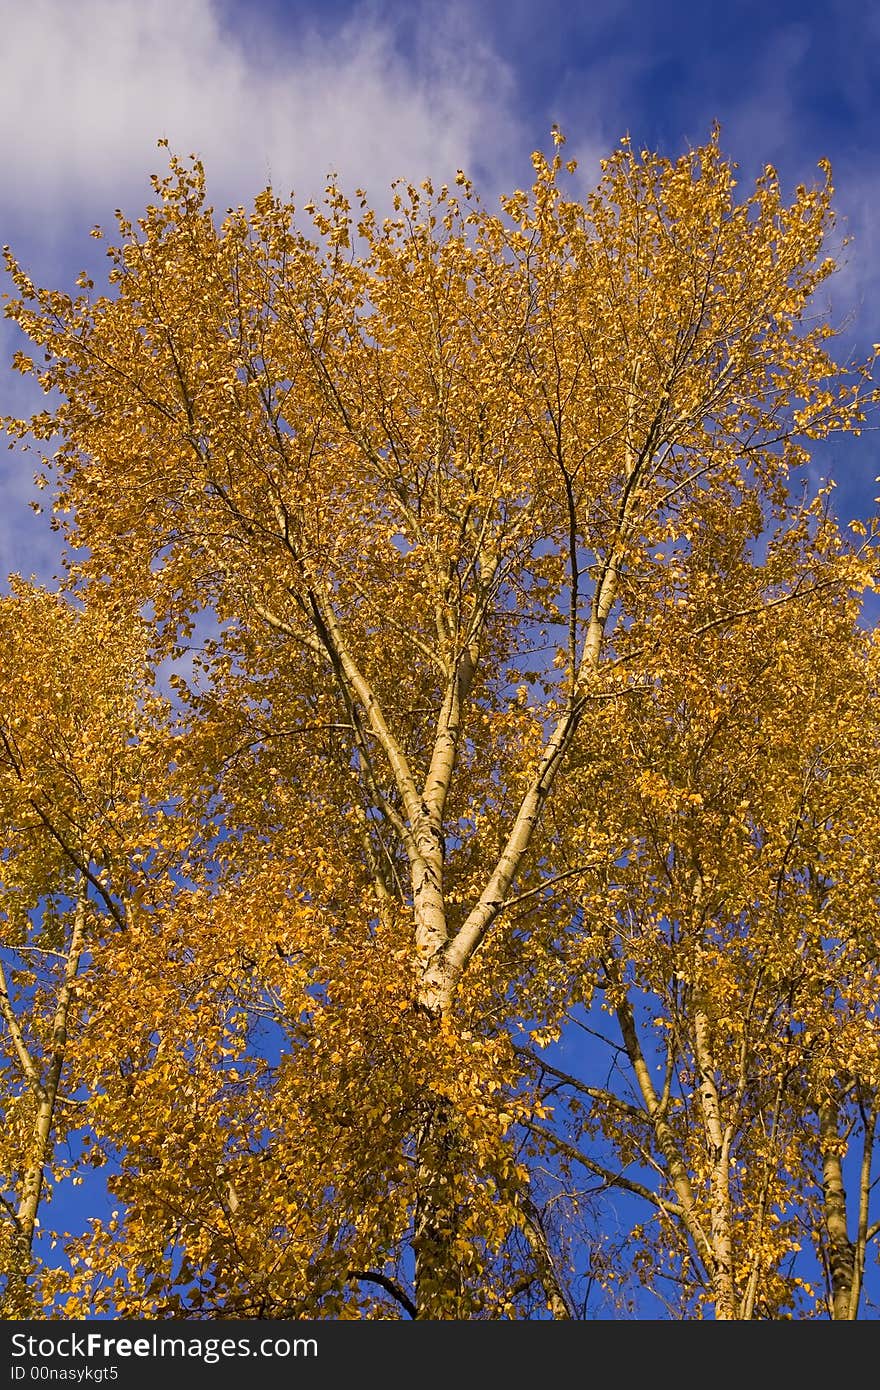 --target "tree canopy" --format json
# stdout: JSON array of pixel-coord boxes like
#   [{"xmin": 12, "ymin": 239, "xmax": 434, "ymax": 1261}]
[{"xmin": 1, "ymin": 128, "xmax": 879, "ymax": 1319}]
